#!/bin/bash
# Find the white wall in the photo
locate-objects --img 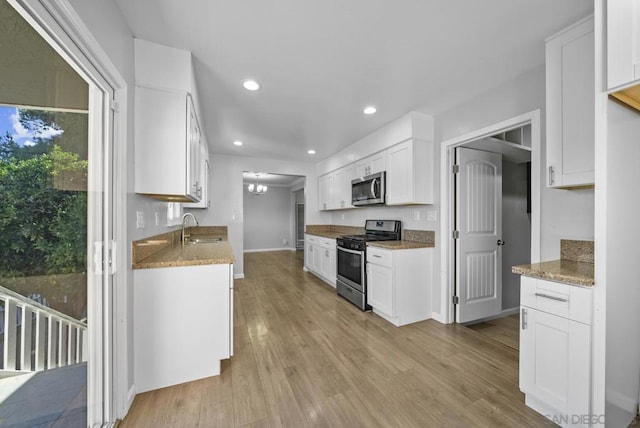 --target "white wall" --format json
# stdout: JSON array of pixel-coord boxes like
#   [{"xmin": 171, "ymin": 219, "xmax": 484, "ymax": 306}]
[
  {"xmin": 604, "ymin": 100, "xmax": 640, "ymax": 423},
  {"xmin": 501, "ymin": 161, "xmax": 531, "ymax": 310},
  {"xmin": 243, "ymin": 185, "xmax": 295, "ymax": 251},
  {"xmin": 190, "ymin": 153, "xmax": 323, "ymax": 276}
]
